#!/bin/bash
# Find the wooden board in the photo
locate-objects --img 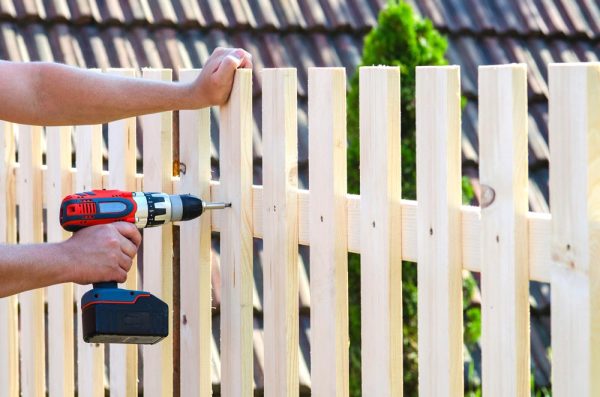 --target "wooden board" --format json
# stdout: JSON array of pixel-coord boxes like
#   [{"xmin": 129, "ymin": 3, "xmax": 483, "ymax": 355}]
[
  {"xmin": 17, "ymin": 125, "xmax": 45, "ymax": 397},
  {"xmin": 359, "ymin": 67, "xmax": 402, "ymax": 396},
  {"xmin": 45, "ymin": 126, "xmax": 74, "ymax": 397},
  {"xmin": 107, "ymin": 68, "xmax": 138, "ymax": 397},
  {"xmin": 307, "ymin": 67, "xmax": 349, "ymax": 397},
  {"xmin": 75, "ymin": 123, "xmax": 105, "ymax": 397},
  {"xmin": 178, "ymin": 69, "xmax": 212, "ymax": 396},
  {"xmin": 140, "ymin": 69, "xmax": 174, "ymax": 397},
  {"xmin": 479, "ymin": 65, "xmax": 529, "ymax": 396},
  {"xmin": 17, "ymin": 125, "xmax": 45, "ymax": 395},
  {"xmin": 415, "ymin": 66, "xmax": 463, "ymax": 396},
  {"xmin": 262, "ymin": 68, "xmax": 299, "ymax": 397},
  {"xmin": 219, "ymin": 69, "xmax": 254, "ymax": 396},
  {"xmin": 549, "ymin": 63, "xmax": 600, "ymax": 396},
  {"xmin": 0, "ymin": 121, "xmax": 18, "ymax": 397}
]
